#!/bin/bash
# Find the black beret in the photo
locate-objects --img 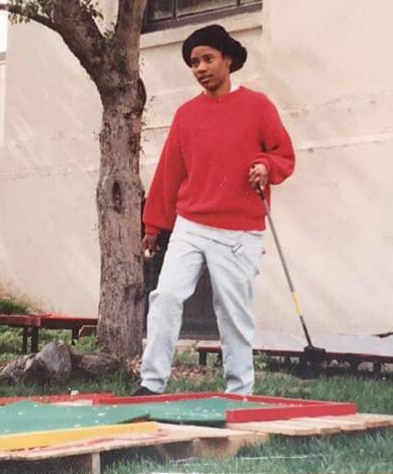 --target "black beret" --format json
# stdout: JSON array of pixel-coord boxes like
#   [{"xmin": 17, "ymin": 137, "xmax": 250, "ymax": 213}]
[{"xmin": 182, "ymin": 24, "xmax": 247, "ymax": 73}]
